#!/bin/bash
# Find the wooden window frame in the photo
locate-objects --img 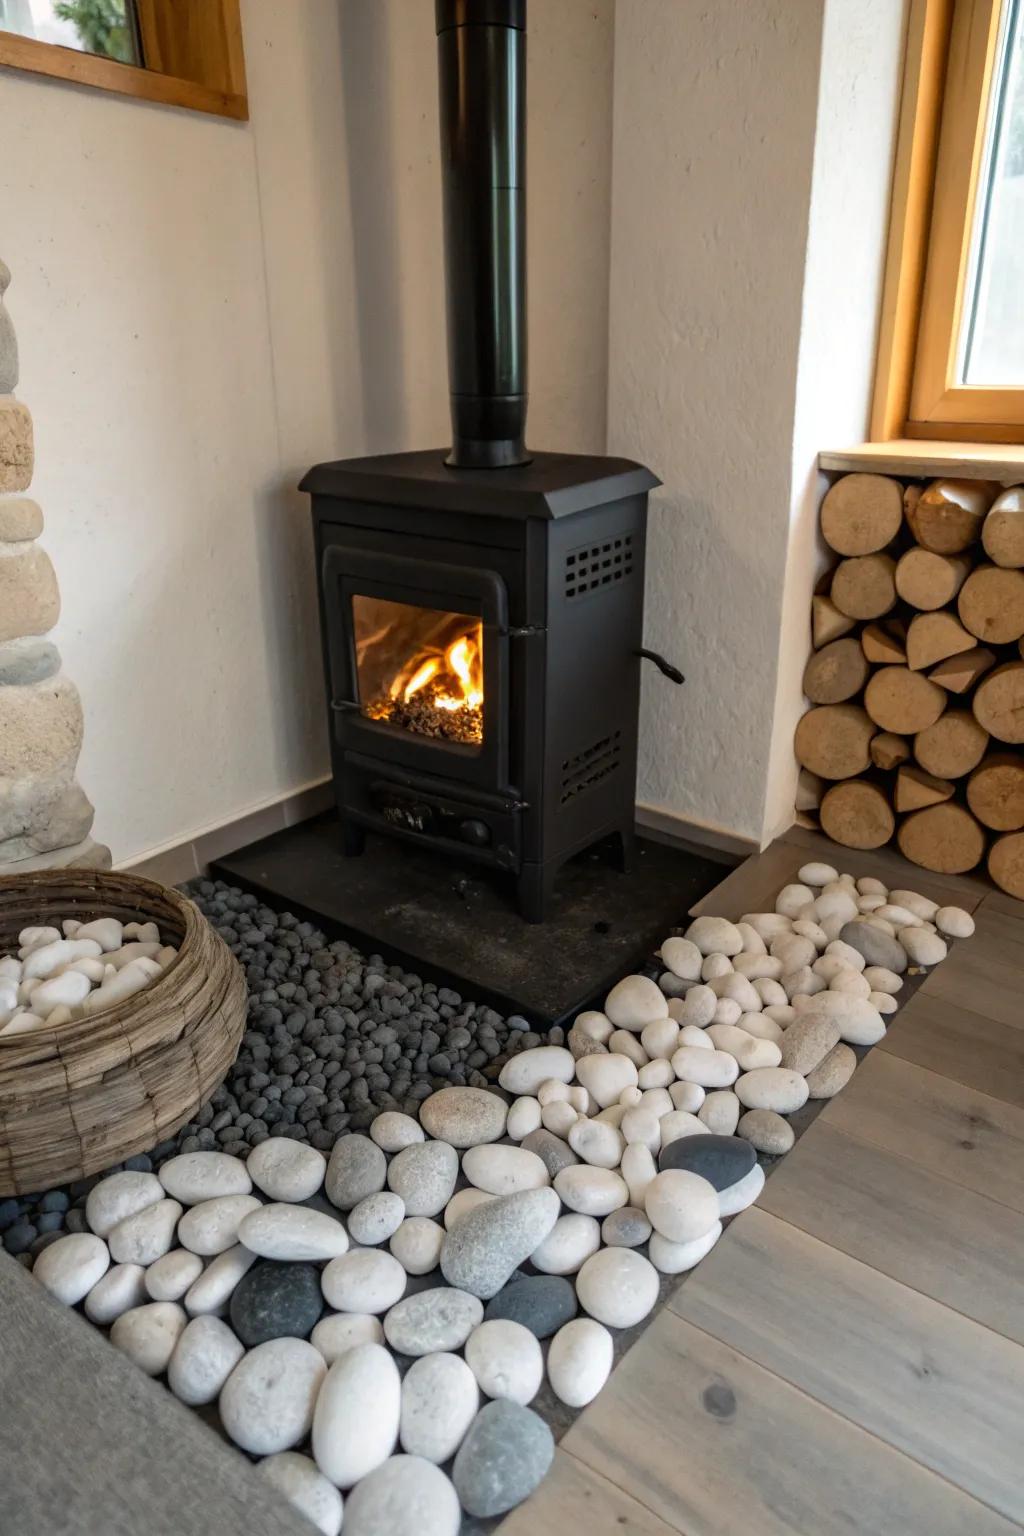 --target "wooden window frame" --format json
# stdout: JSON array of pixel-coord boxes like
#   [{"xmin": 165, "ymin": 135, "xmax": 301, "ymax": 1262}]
[
  {"xmin": 0, "ymin": 0, "xmax": 247, "ymax": 121},
  {"xmin": 874, "ymin": 0, "xmax": 1024, "ymax": 442}
]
